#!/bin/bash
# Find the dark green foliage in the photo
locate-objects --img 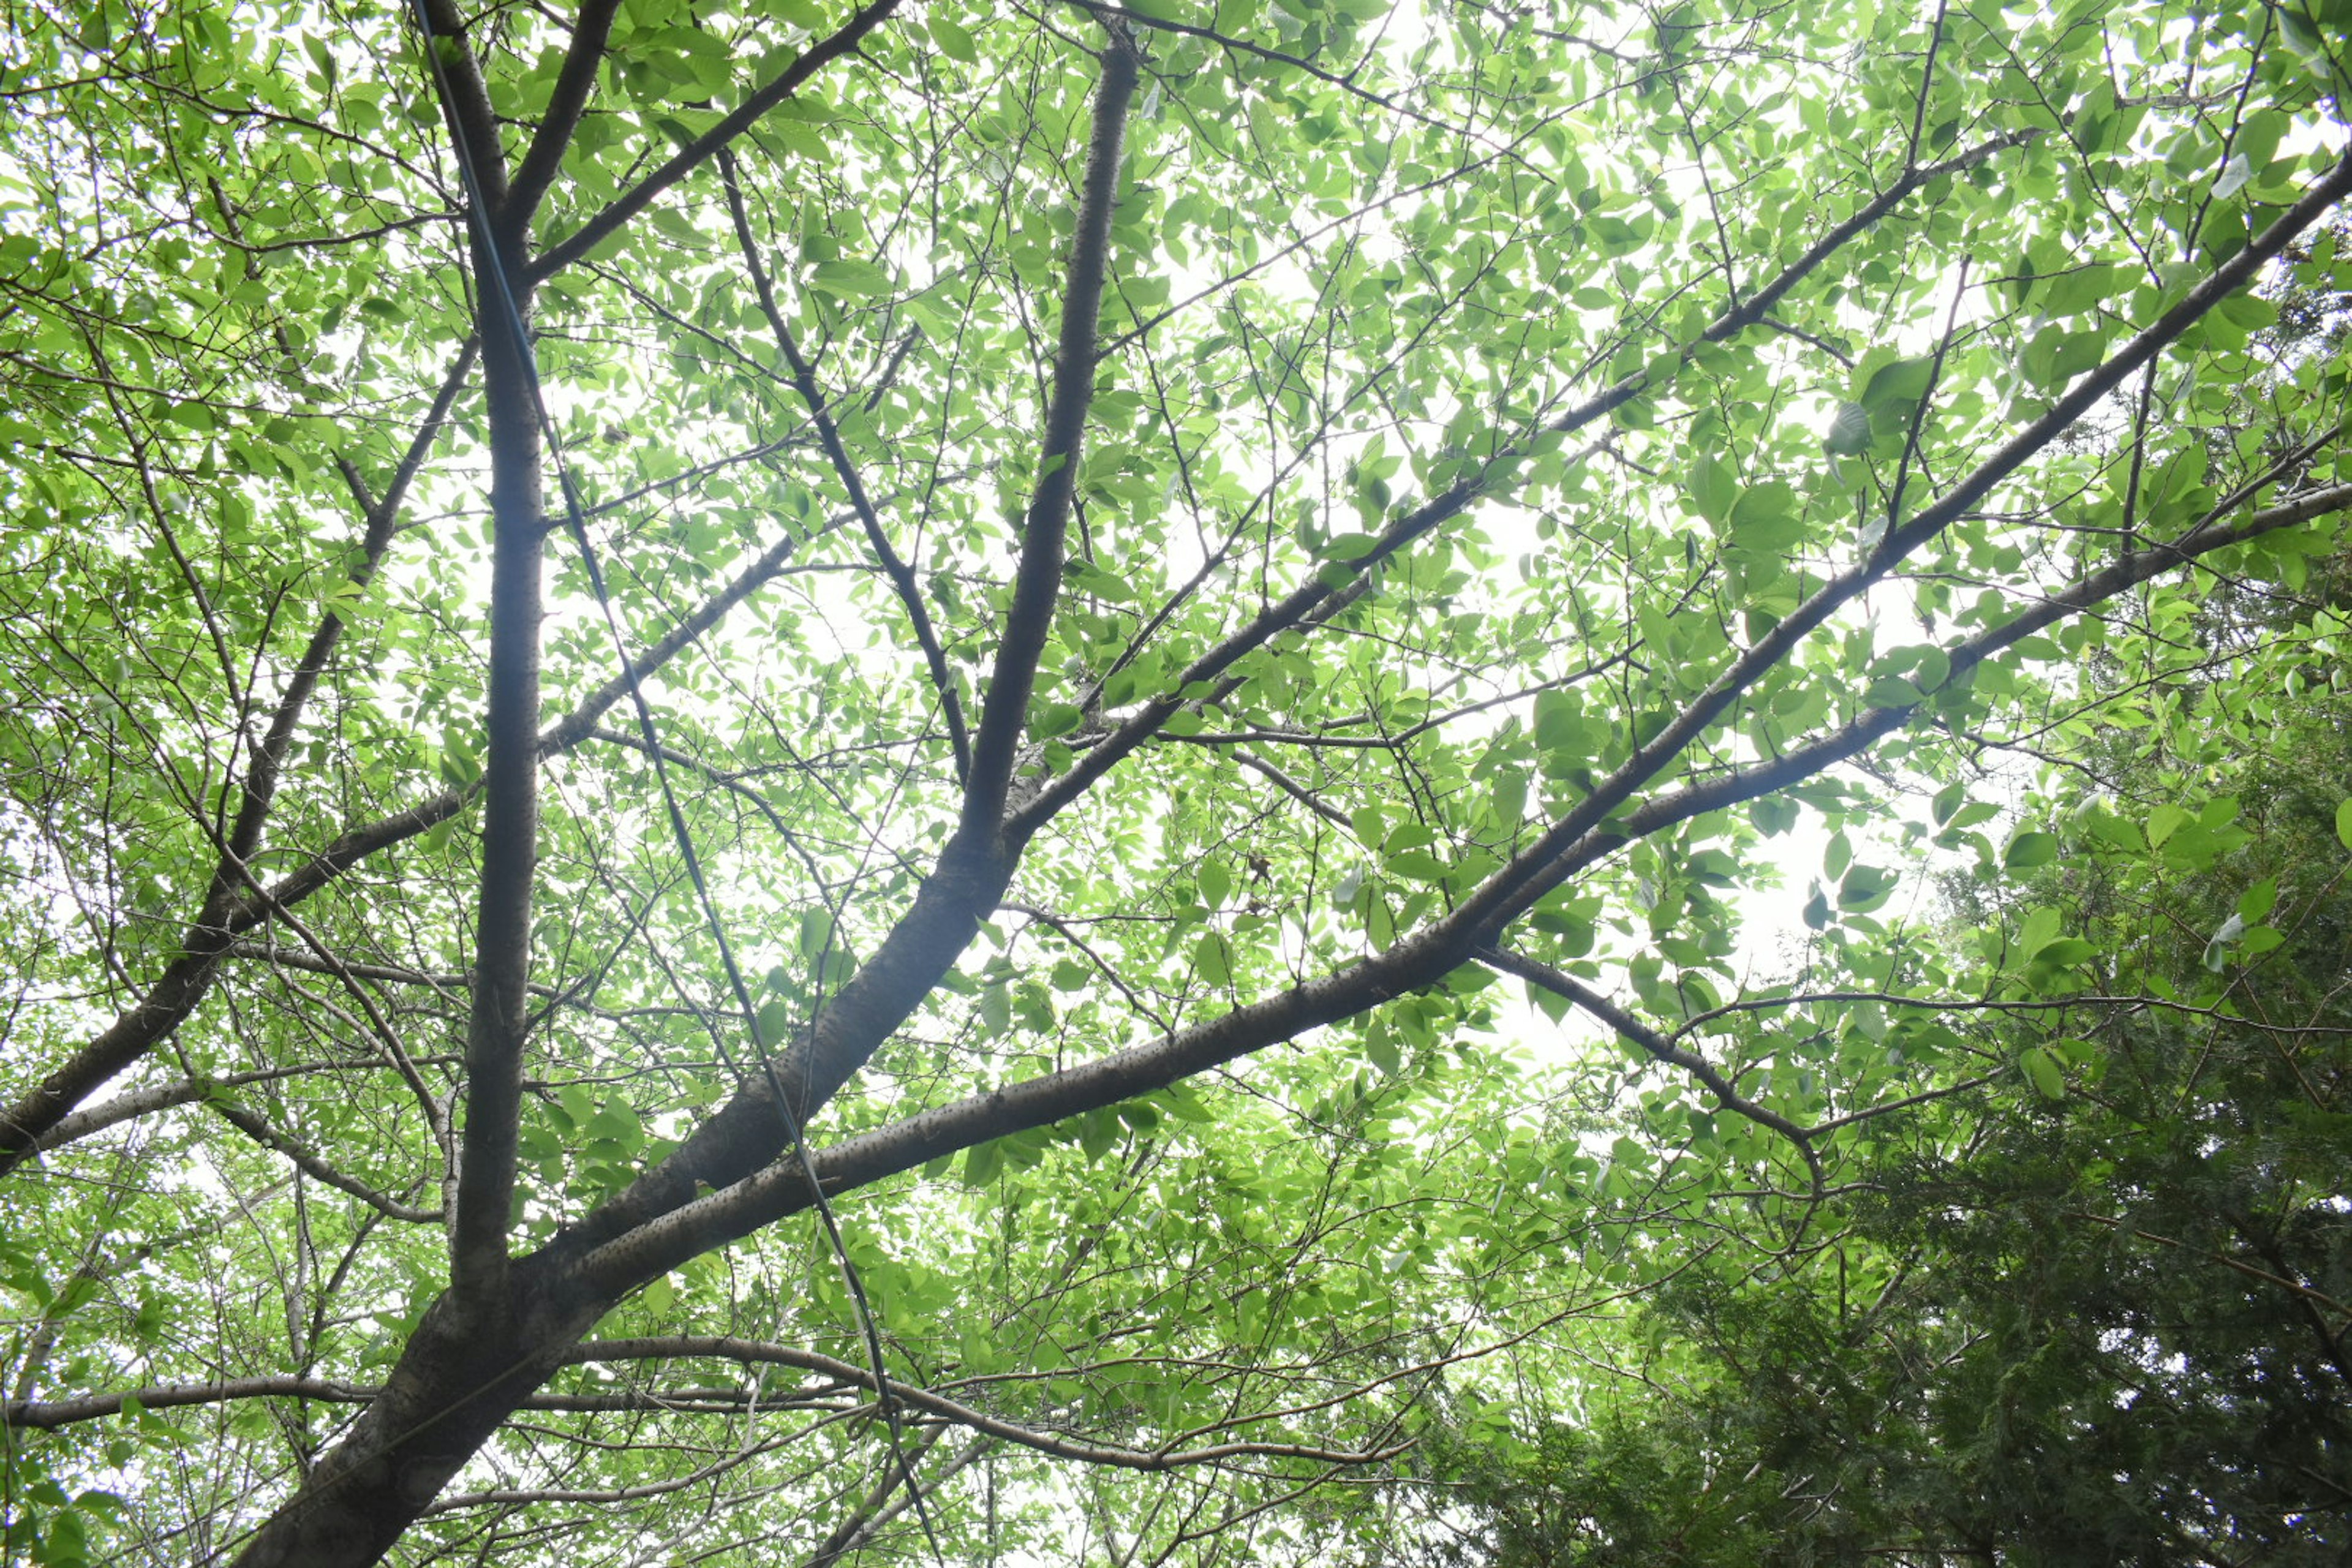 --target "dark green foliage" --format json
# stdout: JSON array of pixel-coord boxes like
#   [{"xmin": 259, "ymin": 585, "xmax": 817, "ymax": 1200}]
[{"xmin": 1425, "ymin": 686, "xmax": 2352, "ymax": 1566}]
